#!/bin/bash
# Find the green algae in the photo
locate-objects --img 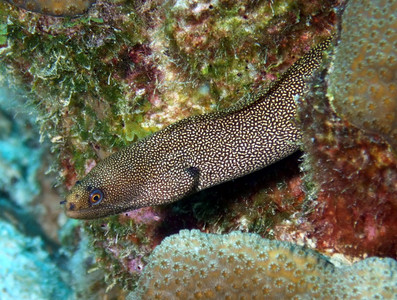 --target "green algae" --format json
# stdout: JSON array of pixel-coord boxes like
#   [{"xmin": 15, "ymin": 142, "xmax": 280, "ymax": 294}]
[
  {"xmin": 158, "ymin": 0, "xmax": 299, "ymax": 108},
  {"xmin": 0, "ymin": 1, "xmax": 149, "ymax": 181}
]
